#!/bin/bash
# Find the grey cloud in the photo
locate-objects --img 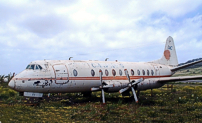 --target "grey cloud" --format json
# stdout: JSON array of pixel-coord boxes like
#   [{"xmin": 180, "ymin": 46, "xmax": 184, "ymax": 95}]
[
  {"xmin": 100, "ymin": 0, "xmax": 131, "ymax": 16},
  {"xmin": 0, "ymin": 3, "xmax": 24, "ymax": 22},
  {"xmin": 21, "ymin": 14, "xmax": 74, "ymax": 38},
  {"xmin": 41, "ymin": 0, "xmax": 78, "ymax": 6},
  {"xmin": 1, "ymin": 0, "xmax": 202, "ymax": 75}
]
